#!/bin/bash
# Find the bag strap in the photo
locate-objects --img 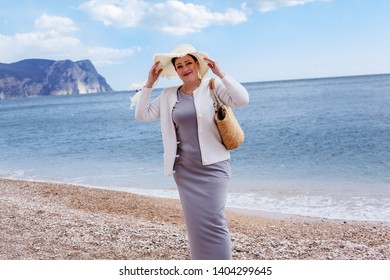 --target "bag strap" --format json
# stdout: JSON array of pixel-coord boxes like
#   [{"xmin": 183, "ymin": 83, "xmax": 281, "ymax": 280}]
[{"xmin": 209, "ymin": 78, "xmax": 223, "ymax": 112}]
